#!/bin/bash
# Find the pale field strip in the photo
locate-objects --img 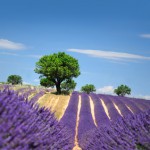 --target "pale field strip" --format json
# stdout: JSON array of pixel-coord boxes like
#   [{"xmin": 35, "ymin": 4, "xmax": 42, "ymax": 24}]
[
  {"xmin": 112, "ymin": 102, "xmax": 123, "ymax": 117},
  {"xmin": 37, "ymin": 93, "xmax": 70, "ymax": 120},
  {"xmin": 54, "ymin": 96, "xmax": 70, "ymax": 120},
  {"xmin": 51, "ymin": 97, "xmax": 60, "ymax": 112},
  {"xmin": 28, "ymin": 92, "xmax": 37, "ymax": 100},
  {"xmin": 100, "ymin": 99, "xmax": 111, "ymax": 120},
  {"xmin": 48, "ymin": 97, "xmax": 55, "ymax": 107},
  {"xmin": 125, "ymin": 104, "xmax": 134, "ymax": 114},
  {"xmin": 73, "ymin": 95, "xmax": 82, "ymax": 150},
  {"xmin": 89, "ymin": 96, "xmax": 98, "ymax": 127},
  {"xmin": 37, "ymin": 94, "xmax": 54, "ymax": 108}
]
